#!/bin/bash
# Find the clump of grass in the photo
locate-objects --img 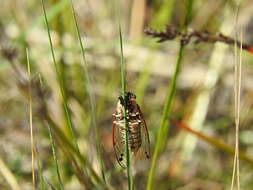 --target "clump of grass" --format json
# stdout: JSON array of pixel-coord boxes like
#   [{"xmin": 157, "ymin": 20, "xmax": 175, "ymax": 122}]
[{"xmin": 41, "ymin": 1, "xmax": 108, "ymax": 189}]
